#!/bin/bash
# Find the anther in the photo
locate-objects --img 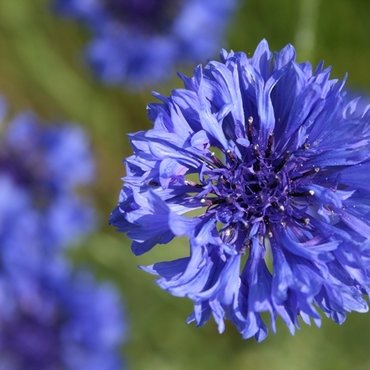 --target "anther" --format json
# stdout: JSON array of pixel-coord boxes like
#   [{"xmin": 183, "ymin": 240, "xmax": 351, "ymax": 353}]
[
  {"xmin": 247, "ymin": 116, "xmax": 254, "ymax": 142},
  {"xmin": 184, "ymin": 180, "xmax": 202, "ymax": 188},
  {"xmin": 210, "ymin": 152, "xmax": 223, "ymax": 167},
  {"xmin": 226, "ymin": 149, "xmax": 236, "ymax": 161},
  {"xmin": 266, "ymin": 133, "xmax": 274, "ymax": 158},
  {"xmin": 303, "ymin": 217, "xmax": 310, "ymax": 225},
  {"xmin": 200, "ymin": 197, "xmax": 225, "ymax": 206},
  {"xmin": 303, "ymin": 142, "xmax": 310, "ymax": 150},
  {"xmin": 279, "ymin": 205, "xmax": 285, "ymax": 212},
  {"xmin": 275, "ymin": 151, "xmax": 292, "ymax": 173},
  {"xmin": 291, "ymin": 167, "xmax": 320, "ymax": 180},
  {"xmin": 289, "ymin": 190, "xmax": 315, "ymax": 197},
  {"xmin": 225, "ymin": 228, "xmax": 232, "ymax": 237},
  {"xmin": 253, "ymin": 144, "xmax": 260, "ymax": 152}
]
